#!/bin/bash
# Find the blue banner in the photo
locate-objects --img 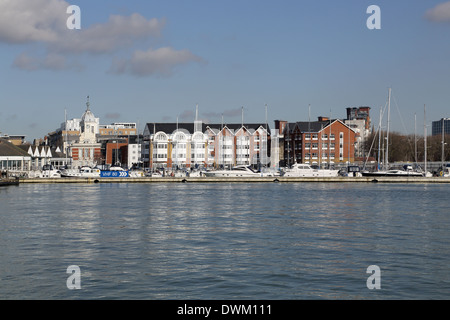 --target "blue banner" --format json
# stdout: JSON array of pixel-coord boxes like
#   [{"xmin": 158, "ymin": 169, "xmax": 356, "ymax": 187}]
[{"xmin": 100, "ymin": 170, "xmax": 129, "ymax": 178}]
